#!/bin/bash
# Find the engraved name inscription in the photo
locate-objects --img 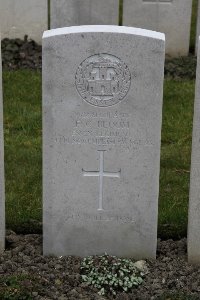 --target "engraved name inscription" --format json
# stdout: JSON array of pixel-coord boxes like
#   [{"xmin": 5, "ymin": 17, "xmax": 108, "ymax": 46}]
[
  {"xmin": 55, "ymin": 110, "xmax": 154, "ymax": 149},
  {"xmin": 75, "ymin": 54, "xmax": 131, "ymax": 107},
  {"xmin": 82, "ymin": 150, "xmax": 121, "ymax": 211}
]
